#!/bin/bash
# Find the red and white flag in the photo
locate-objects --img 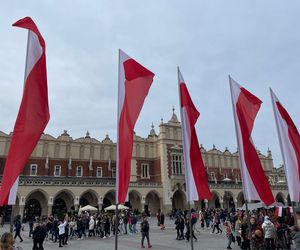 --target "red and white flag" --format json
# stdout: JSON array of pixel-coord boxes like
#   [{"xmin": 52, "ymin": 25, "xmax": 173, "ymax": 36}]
[
  {"xmin": 275, "ymin": 206, "xmax": 283, "ymax": 217},
  {"xmin": 0, "ymin": 17, "xmax": 50, "ymax": 205},
  {"xmin": 270, "ymin": 89, "xmax": 300, "ymax": 202},
  {"xmin": 229, "ymin": 76, "xmax": 274, "ymax": 206},
  {"xmin": 116, "ymin": 50, "xmax": 154, "ymax": 204},
  {"xmin": 178, "ymin": 68, "xmax": 212, "ymax": 201}
]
